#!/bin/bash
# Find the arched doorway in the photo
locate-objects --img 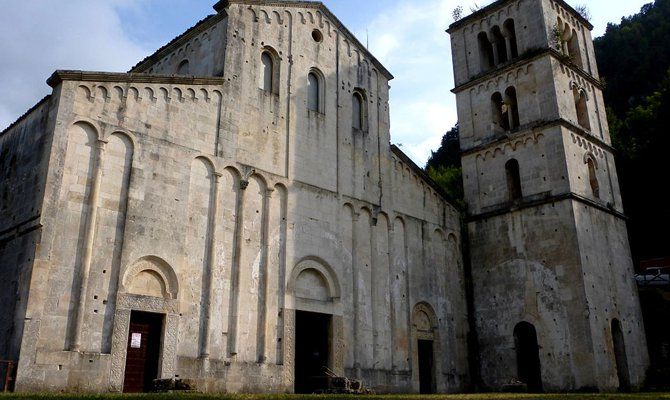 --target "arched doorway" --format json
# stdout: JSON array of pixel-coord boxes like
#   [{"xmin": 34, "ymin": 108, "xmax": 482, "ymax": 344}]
[
  {"xmin": 109, "ymin": 256, "xmax": 180, "ymax": 393},
  {"xmin": 611, "ymin": 319, "xmax": 631, "ymax": 392},
  {"xmin": 412, "ymin": 303, "xmax": 438, "ymax": 394},
  {"xmin": 513, "ymin": 322, "xmax": 543, "ymax": 392},
  {"xmin": 287, "ymin": 258, "xmax": 342, "ymax": 394}
]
